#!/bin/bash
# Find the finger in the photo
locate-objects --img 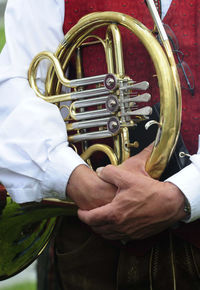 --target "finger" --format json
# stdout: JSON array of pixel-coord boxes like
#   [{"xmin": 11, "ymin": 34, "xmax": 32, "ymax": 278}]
[
  {"xmin": 137, "ymin": 143, "xmax": 154, "ymax": 164},
  {"xmin": 119, "ymin": 143, "xmax": 154, "ymax": 173},
  {"xmin": 92, "ymin": 224, "xmax": 118, "ymax": 235},
  {"xmin": 92, "ymin": 226, "xmax": 127, "ymax": 240},
  {"xmin": 78, "ymin": 203, "xmax": 114, "ymax": 226},
  {"xmin": 128, "ymin": 221, "xmax": 169, "ymax": 240},
  {"xmin": 128, "ymin": 143, "xmax": 153, "ymax": 169},
  {"xmin": 96, "ymin": 166, "xmax": 104, "ymax": 175},
  {"xmin": 101, "ymin": 233, "xmax": 127, "ymax": 240},
  {"xmin": 97, "ymin": 164, "xmax": 129, "ymax": 188},
  {"xmin": 92, "ymin": 226, "xmax": 129, "ymax": 241}
]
